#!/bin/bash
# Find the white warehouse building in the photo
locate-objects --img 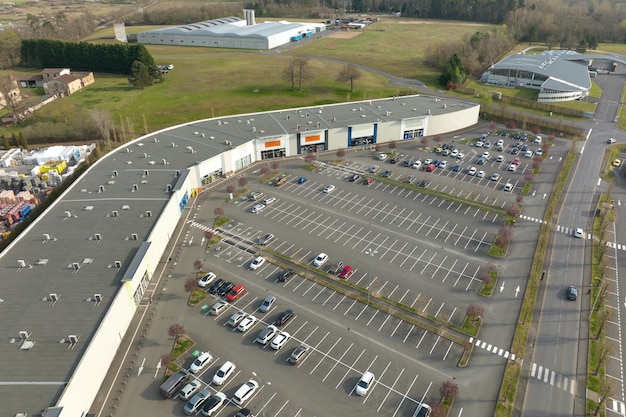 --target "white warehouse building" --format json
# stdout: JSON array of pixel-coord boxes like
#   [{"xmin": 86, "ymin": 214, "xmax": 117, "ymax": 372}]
[{"xmin": 136, "ymin": 11, "xmax": 325, "ymax": 50}]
